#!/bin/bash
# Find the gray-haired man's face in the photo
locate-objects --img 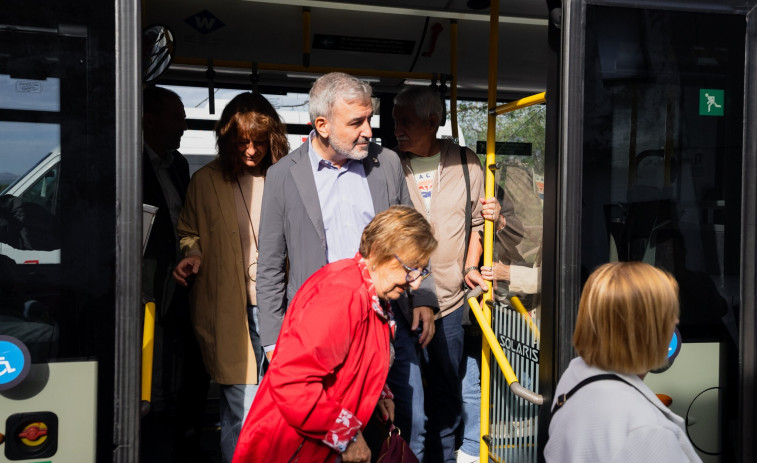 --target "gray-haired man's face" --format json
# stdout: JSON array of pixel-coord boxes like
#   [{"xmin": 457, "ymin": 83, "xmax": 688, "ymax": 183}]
[{"xmin": 327, "ymin": 97, "xmax": 373, "ymax": 161}]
